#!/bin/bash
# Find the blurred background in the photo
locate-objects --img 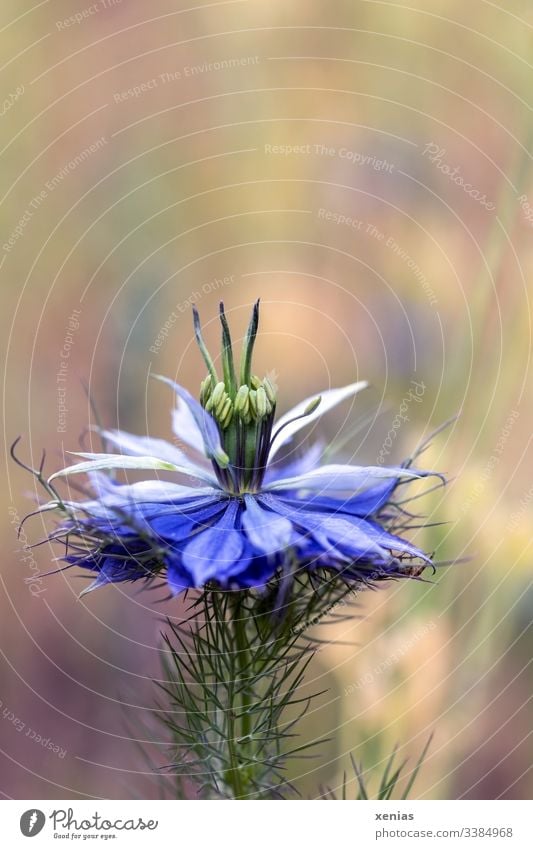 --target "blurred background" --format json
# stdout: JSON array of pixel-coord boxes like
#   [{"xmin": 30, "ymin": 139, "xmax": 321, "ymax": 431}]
[{"xmin": 1, "ymin": 0, "xmax": 531, "ymax": 800}]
